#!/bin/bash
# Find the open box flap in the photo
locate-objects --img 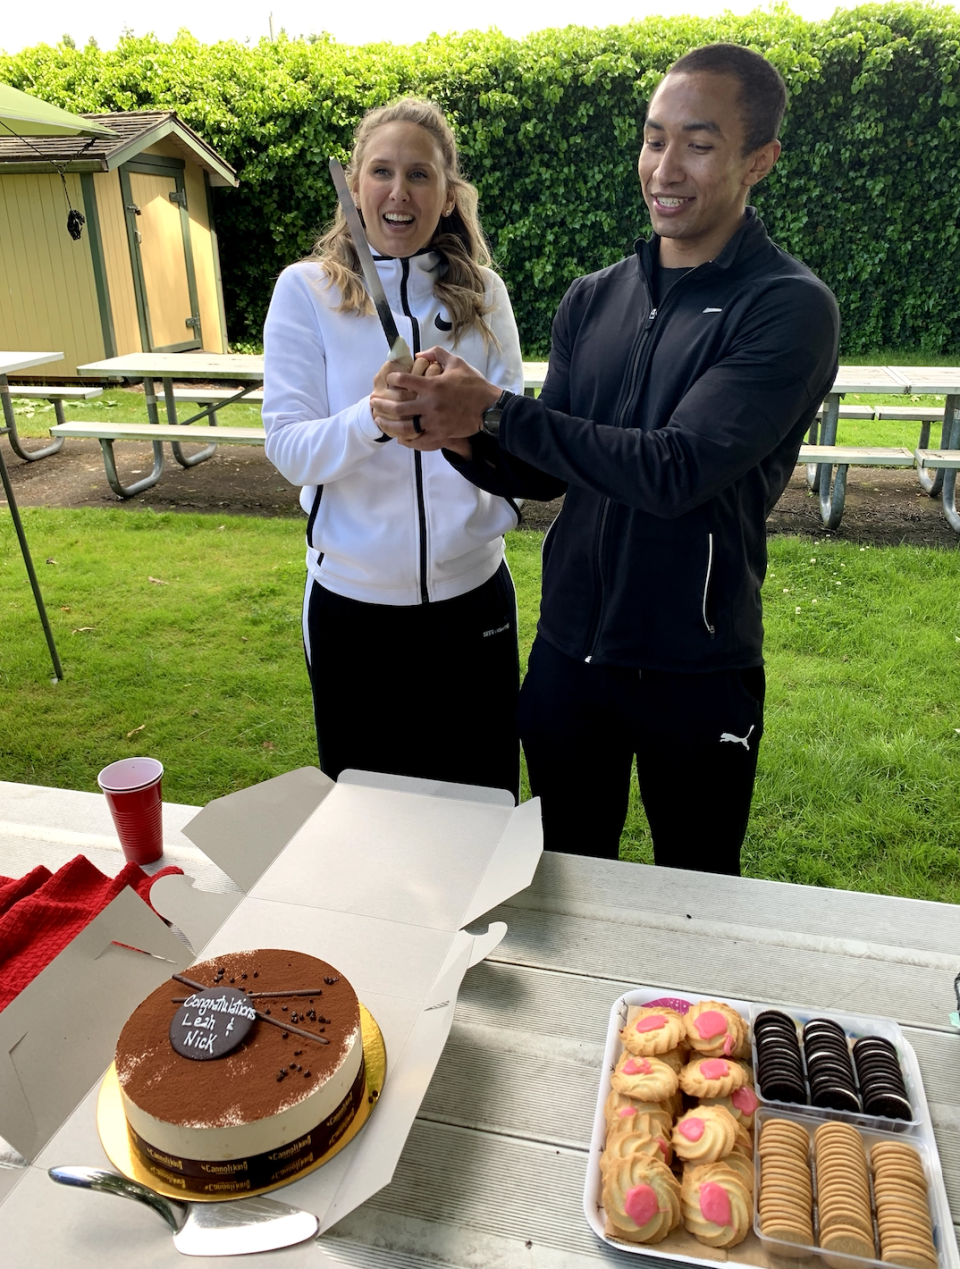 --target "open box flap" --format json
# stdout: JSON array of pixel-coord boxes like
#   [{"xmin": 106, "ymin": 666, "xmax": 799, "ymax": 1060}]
[
  {"xmin": 181, "ymin": 766, "xmax": 335, "ymax": 893},
  {"xmin": 318, "ymin": 928, "xmax": 476, "ymax": 1233},
  {"xmin": 461, "ymin": 796, "xmax": 542, "ymax": 926},
  {"xmin": 146, "ymin": 872, "xmax": 243, "ymax": 953},
  {"xmin": 246, "ymin": 772, "xmax": 541, "ymax": 936},
  {"xmin": 338, "ymin": 768, "xmax": 515, "ymax": 808},
  {"xmin": 0, "ymin": 887, "xmax": 191, "ymax": 1160}
]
